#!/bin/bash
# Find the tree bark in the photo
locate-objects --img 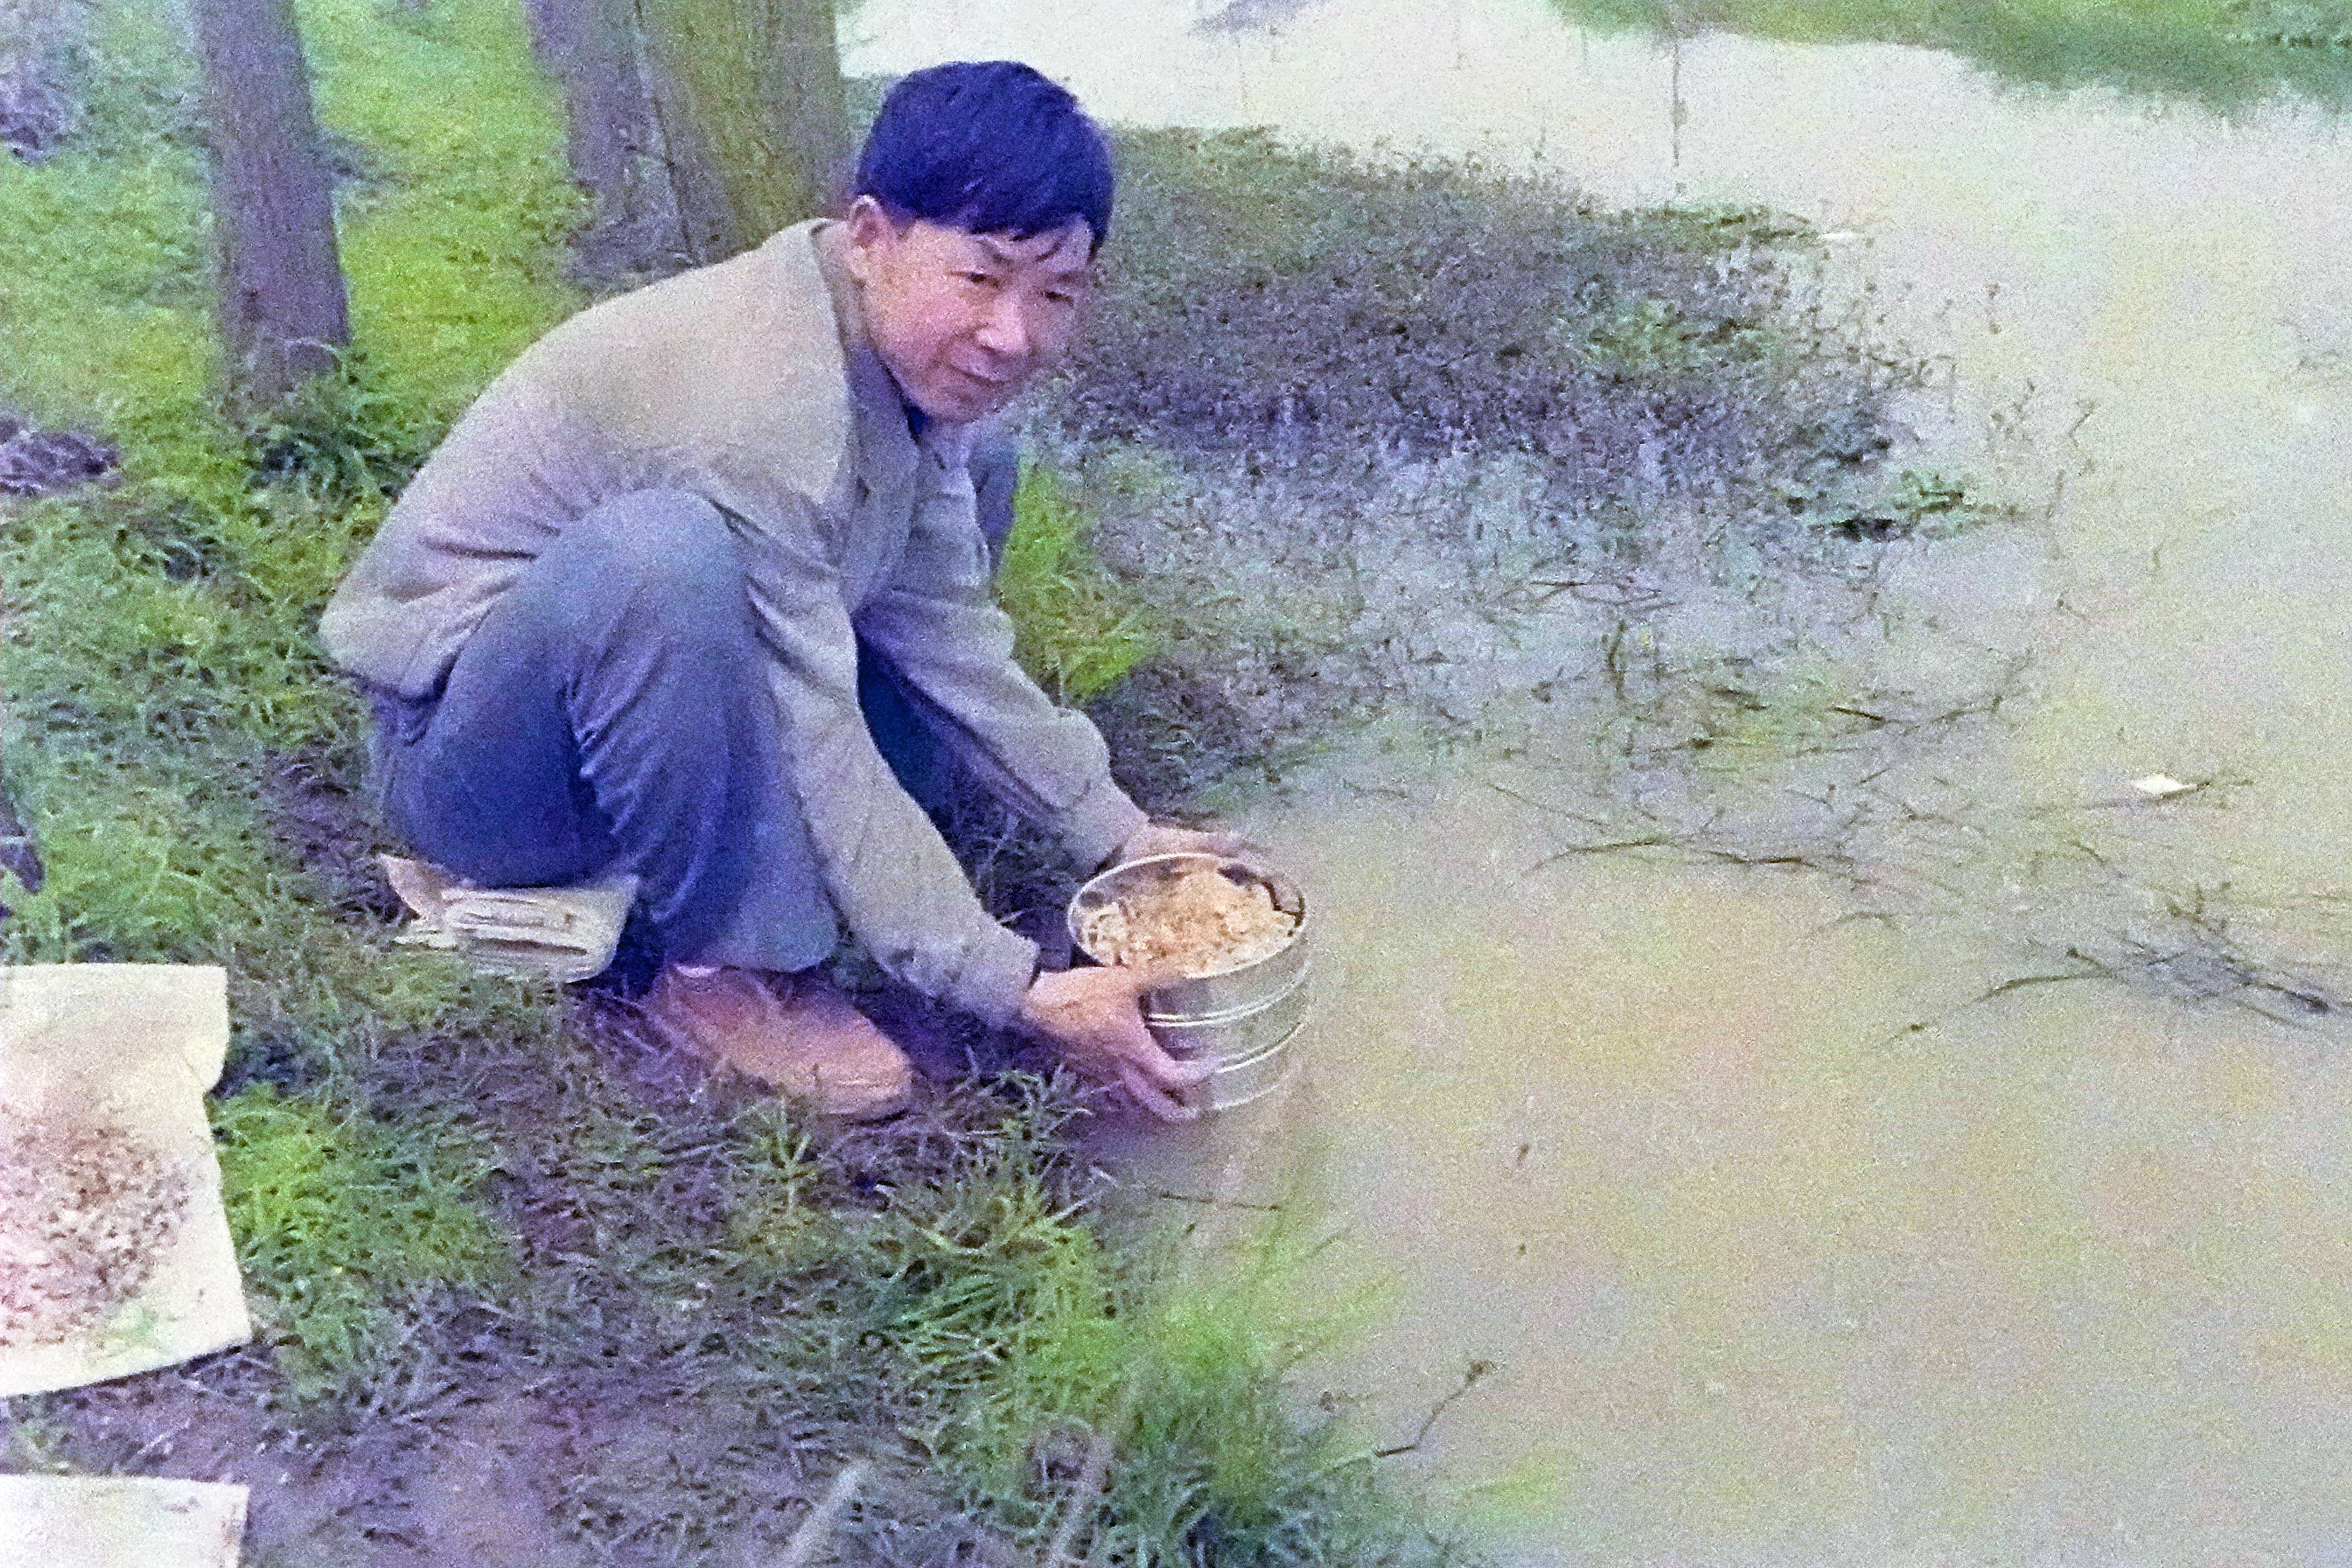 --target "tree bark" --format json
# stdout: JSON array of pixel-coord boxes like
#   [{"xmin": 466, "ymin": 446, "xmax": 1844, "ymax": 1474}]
[
  {"xmin": 526, "ymin": 0, "xmax": 652, "ymax": 237},
  {"xmin": 634, "ymin": 0, "xmax": 845, "ymax": 265},
  {"xmin": 188, "ymin": 0, "xmax": 350, "ymax": 405}
]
